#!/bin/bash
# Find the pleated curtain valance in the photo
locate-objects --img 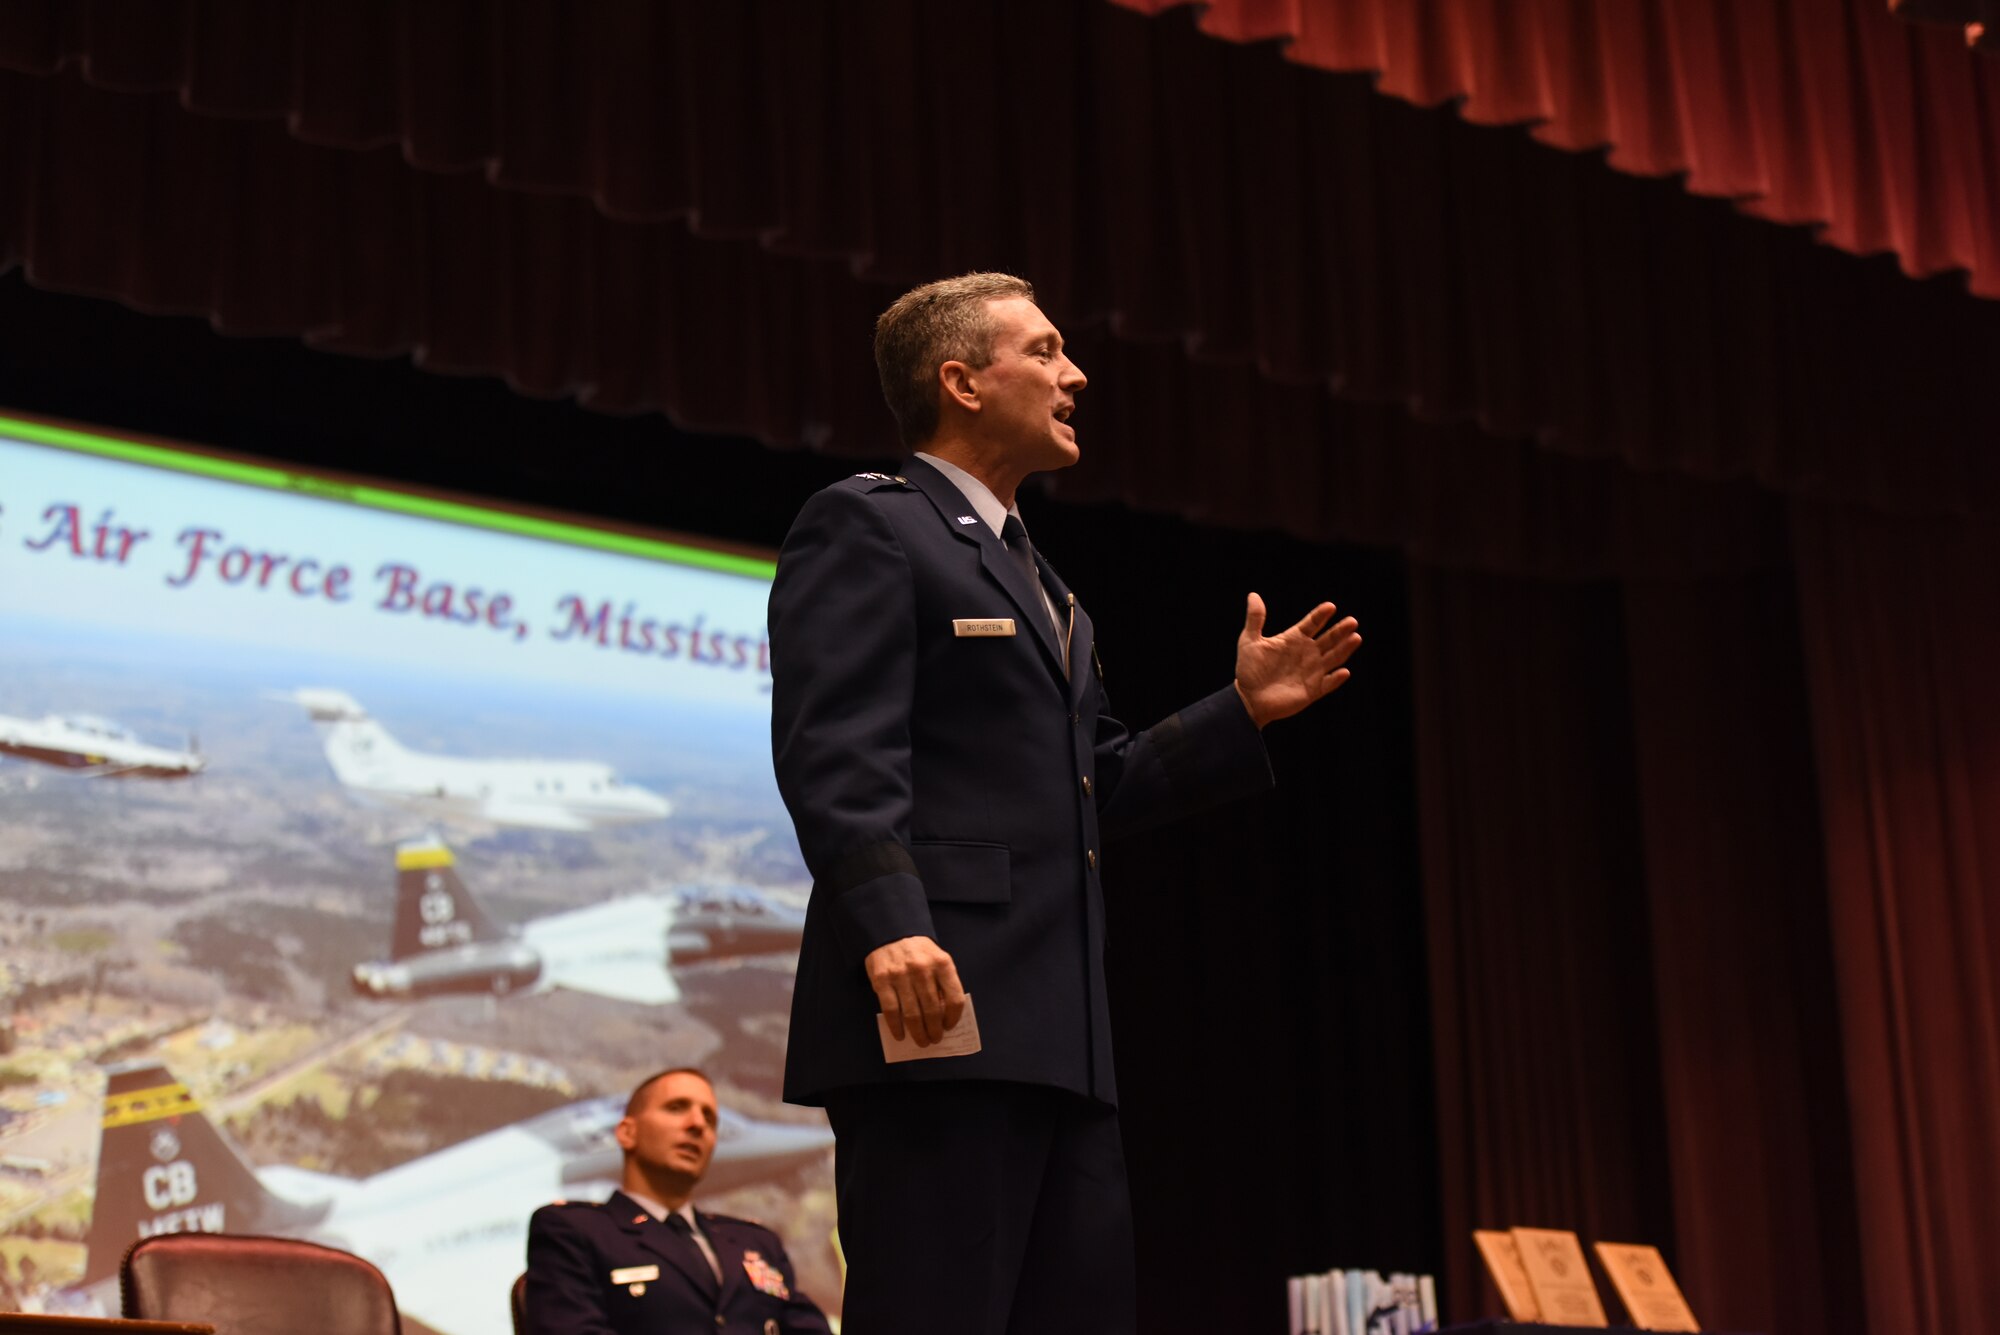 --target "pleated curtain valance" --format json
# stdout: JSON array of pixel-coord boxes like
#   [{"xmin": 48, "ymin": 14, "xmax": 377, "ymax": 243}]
[
  {"xmin": 7, "ymin": 1, "xmax": 2000, "ymax": 561},
  {"xmin": 1112, "ymin": 0, "xmax": 2000, "ymax": 294}
]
